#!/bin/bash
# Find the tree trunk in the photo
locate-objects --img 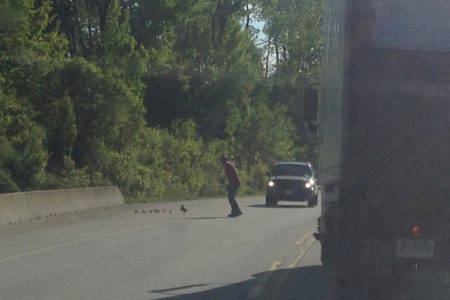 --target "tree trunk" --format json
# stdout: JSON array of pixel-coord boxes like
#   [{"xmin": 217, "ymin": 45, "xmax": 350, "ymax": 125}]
[{"xmin": 265, "ymin": 38, "xmax": 271, "ymax": 78}]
